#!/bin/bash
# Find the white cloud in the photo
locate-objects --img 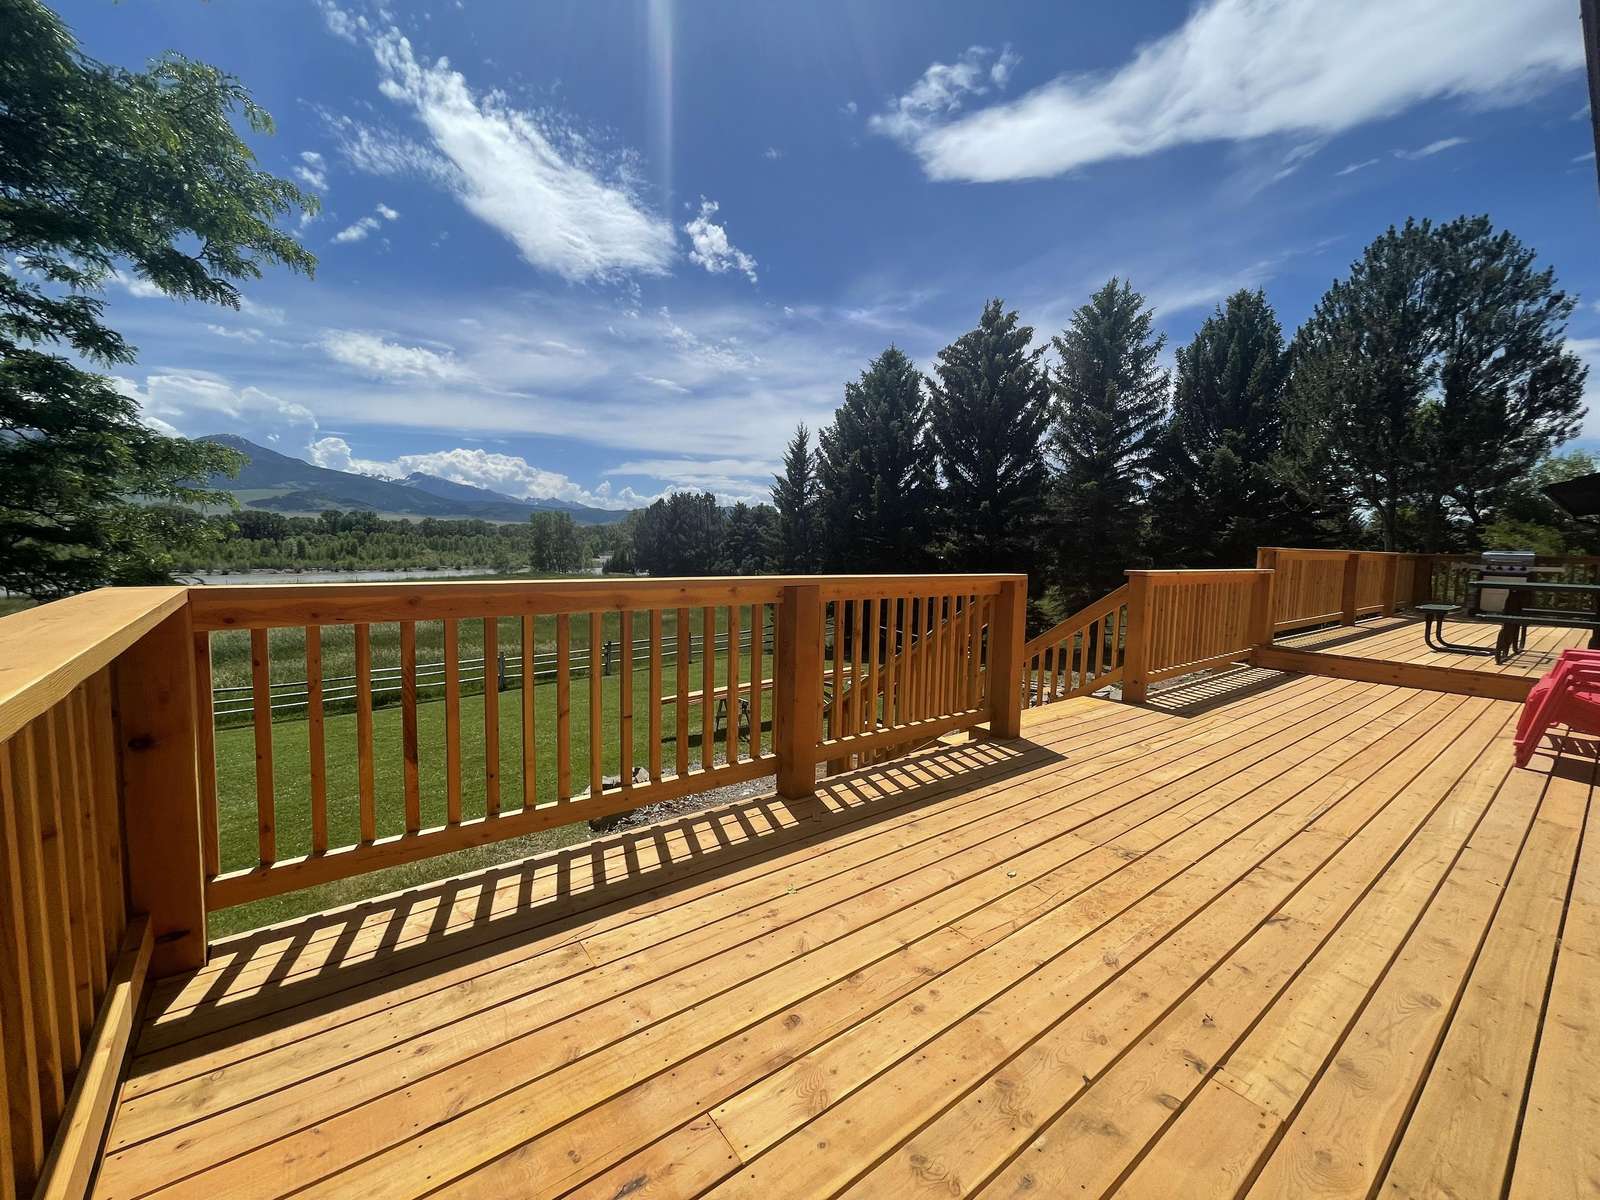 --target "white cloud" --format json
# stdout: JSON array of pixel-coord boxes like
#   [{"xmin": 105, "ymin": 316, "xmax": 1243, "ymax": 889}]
[
  {"xmin": 1393, "ymin": 136, "xmax": 1468, "ymax": 160},
  {"xmin": 876, "ymin": 0, "xmax": 1579, "ymax": 182},
  {"xmin": 114, "ymin": 372, "xmax": 317, "ymax": 437},
  {"xmin": 367, "ymin": 28, "xmax": 676, "ymax": 281},
  {"xmin": 1336, "ymin": 158, "xmax": 1380, "ymax": 177},
  {"xmin": 315, "ymin": 0, "xmax": 366, "ymax": 44},
  {"xmin": 109, "ymin": 270, "xmax": 165, "ymax": 300},
  {"xmin": 869, "ymin": 45, "xmax": 1019, "ymax": 145},
  {"xmin": 310, "ymin": 439, "xmax": 656, "ymax": 509},
  {"xmin": 294, "ymin": 150, "xmax": 329, "ymax": 192},
  {"xmin": 682, "ymin": 198, "xmax": 758, "ymax": 284},
  {"xmin": 205, "ymin": 324, "xmax": 263, "ymax": 342},
  {"xmin": 763, "ymin": 146, "xmax": 783, "ymax": 160},
  {"xmin": 321, "ymin": 111, "xmax": 456, "ymax": 183},
  {"xmin": 1568, "ymin": 338, "xmax": 1600, "ymax": 439},
  {"xmin": 319, "ymin": 330, "xmax": 466, "ymax": 381},
  {"xmin": 331, "ymin": 202, "xmax": 400, "ymax": 244},
  {"xmin": 333, "ymin": 216, "xmax": 381, "ymax": 243},
  {"xmin": 1574, "ymin": 151, "xmax": 1596, "ymax": 164},
  {"xmin": 637, "ymin": 374, "xmax": 690, "ymax": 394},
  {"xmin": 238, "ymin": 296, "xmax": 287, "ymax": 325}
]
